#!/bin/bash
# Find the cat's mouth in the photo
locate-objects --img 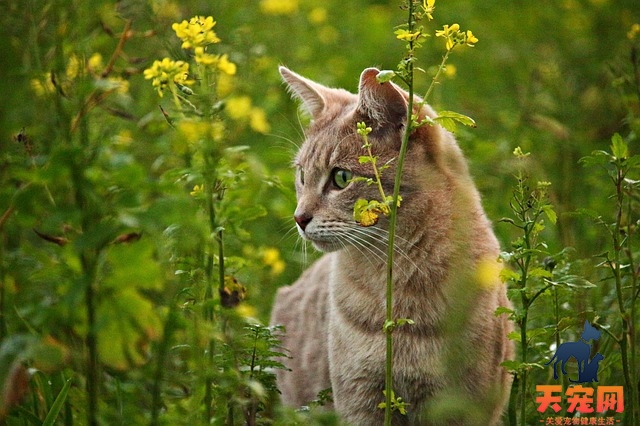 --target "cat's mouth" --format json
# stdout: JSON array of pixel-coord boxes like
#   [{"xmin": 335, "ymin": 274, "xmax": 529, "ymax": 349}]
[{"xmin": 297, "ymin": 228, "xmax": 343, "ymax": 253}]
